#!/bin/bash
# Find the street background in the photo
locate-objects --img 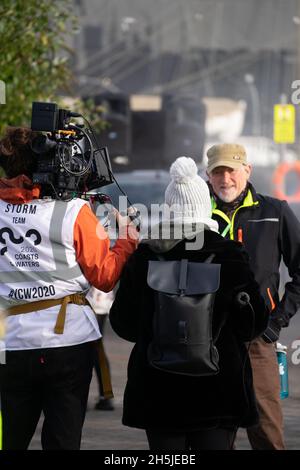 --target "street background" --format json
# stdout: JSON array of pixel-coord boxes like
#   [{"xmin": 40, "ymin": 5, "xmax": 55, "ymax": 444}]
[{"xmin": 1, "ymin": 0, "xmax": 300, "ymax": 451}]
